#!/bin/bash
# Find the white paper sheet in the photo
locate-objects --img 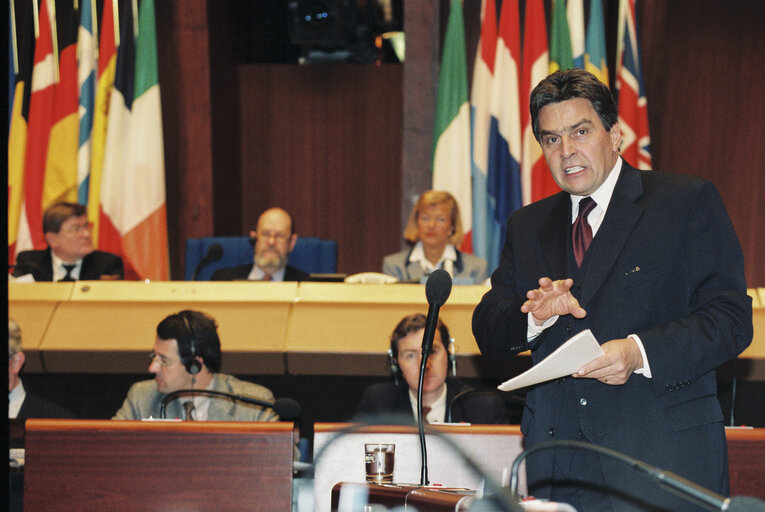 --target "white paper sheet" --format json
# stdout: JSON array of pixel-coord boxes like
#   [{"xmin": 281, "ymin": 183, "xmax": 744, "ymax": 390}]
[{"xmin": 498, "ymin": 329, "xmax": 604, "ymax": 392}]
